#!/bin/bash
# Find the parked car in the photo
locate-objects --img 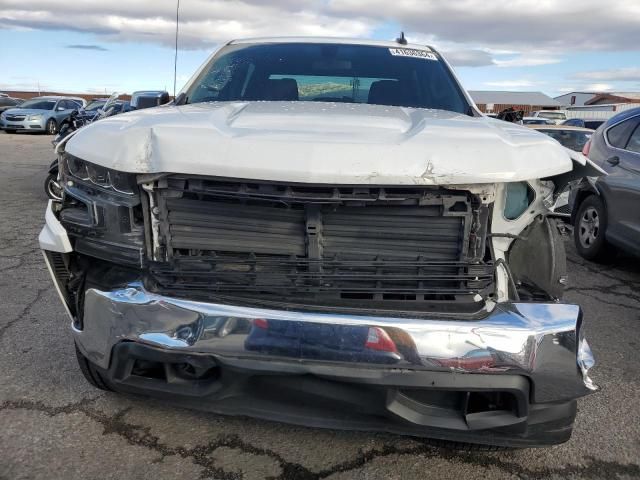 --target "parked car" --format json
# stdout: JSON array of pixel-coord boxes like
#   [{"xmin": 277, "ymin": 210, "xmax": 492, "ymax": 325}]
[
  {"xmin": 77, "ymin": 99, "xmax": 130, "ymax": 123},
  {"xmin": 530, "ymin": 110, "xmax": 567, "ymax": 124},
  {"xmin": 527, "ymin": 125, "xmax": 594, "ymax": 152},
  {"xmin": 562, "ymin": 118, "xmax": 605, "ymax": 130},
  {"xmin": 0, "ymin": 96, "xmax": 83, "ymax": 134},
  {"xmin": 40, "ymin": 37, "xmax": 599, "ymax": 448},
  {"xmin": 522, "ymin": 117, "xmax": 555, "ymax": 125},
  {"xmin": 527, "ymin": 125, "xmax": 595, "ymax": 217},
  {"xmin": 0, "ymin": 96, "xmax": 24, "ymax": 113},
  {"xmin": 570, "ymin": 107, "xmax": 640, "ymax": 260}
]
